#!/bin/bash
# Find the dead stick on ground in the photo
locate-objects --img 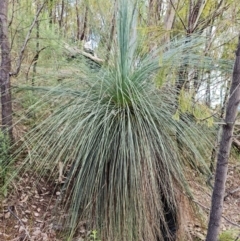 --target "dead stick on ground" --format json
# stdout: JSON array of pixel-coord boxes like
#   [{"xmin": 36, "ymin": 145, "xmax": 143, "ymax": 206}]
[
  {"xmin": 193, "ymin": 200, "xmax": 240, "ymax": 228},
  {"xmin": 224, "ymin": 187, "xmax": 240, "ymax": 199},
  {"xmin": 8, "ymin": 206, "xmax": 31, "ymax": 239}
]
